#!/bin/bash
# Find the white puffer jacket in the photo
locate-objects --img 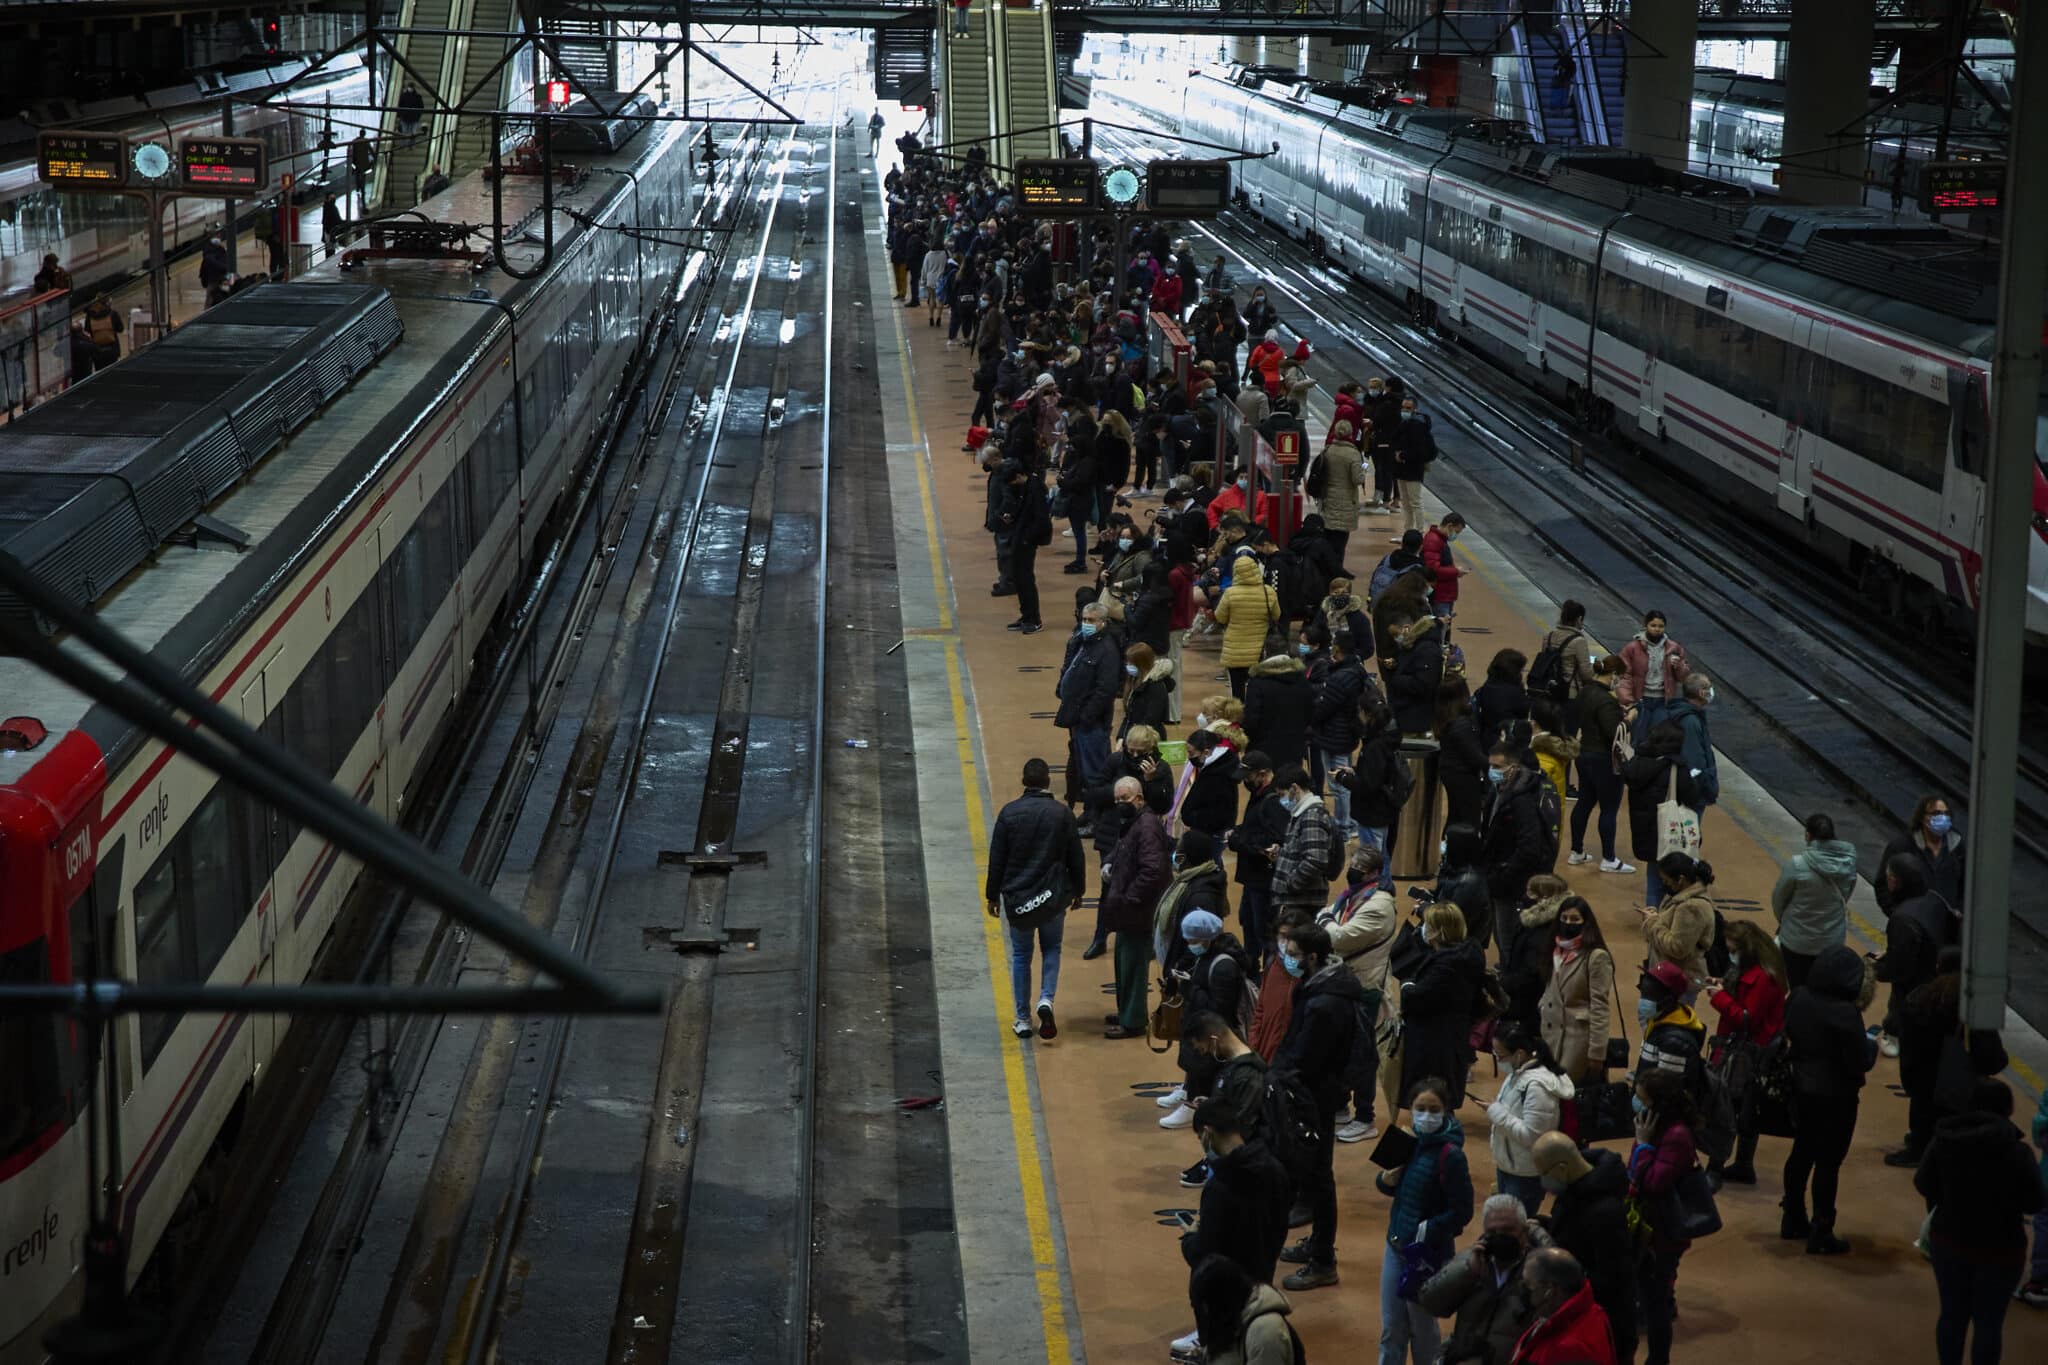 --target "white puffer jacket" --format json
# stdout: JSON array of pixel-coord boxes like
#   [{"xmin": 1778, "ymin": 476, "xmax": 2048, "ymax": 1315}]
[{"xmin": 1486, "ymin": 1063, "xmax": 1577, "ymax": 1177}]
